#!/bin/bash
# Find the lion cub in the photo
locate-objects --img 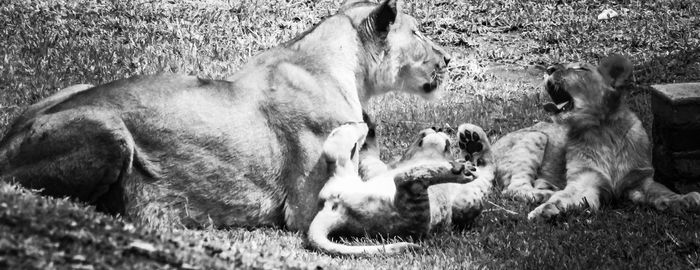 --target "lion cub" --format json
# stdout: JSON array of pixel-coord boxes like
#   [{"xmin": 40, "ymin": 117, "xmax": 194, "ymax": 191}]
[
  {"xmin": 457, "ymin": 55, "xmax": 700, "ymax": 220},
  {"xmin": 308, "ymin": 125, "xmax": 492, "ymax": 255}
]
